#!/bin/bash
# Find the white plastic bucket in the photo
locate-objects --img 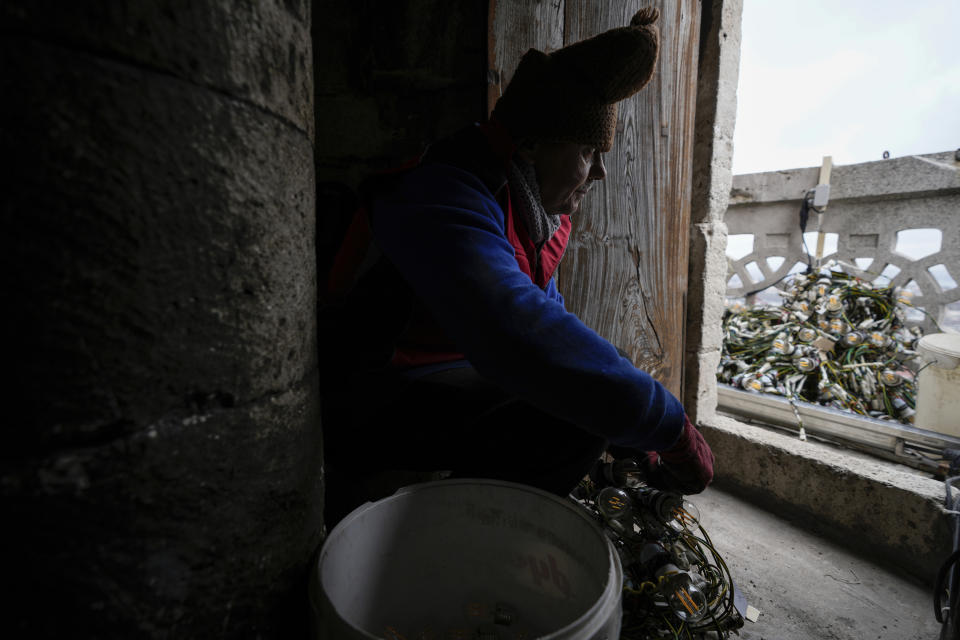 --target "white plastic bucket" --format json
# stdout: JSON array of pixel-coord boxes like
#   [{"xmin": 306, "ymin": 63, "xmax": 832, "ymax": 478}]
[
  {"xmin": 916, "ymin": 332, "xmax": 960, "ymax": 437},
  {"xmin": 310, "ymin": 479, "xmax": 622, "ymax": 640}
]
